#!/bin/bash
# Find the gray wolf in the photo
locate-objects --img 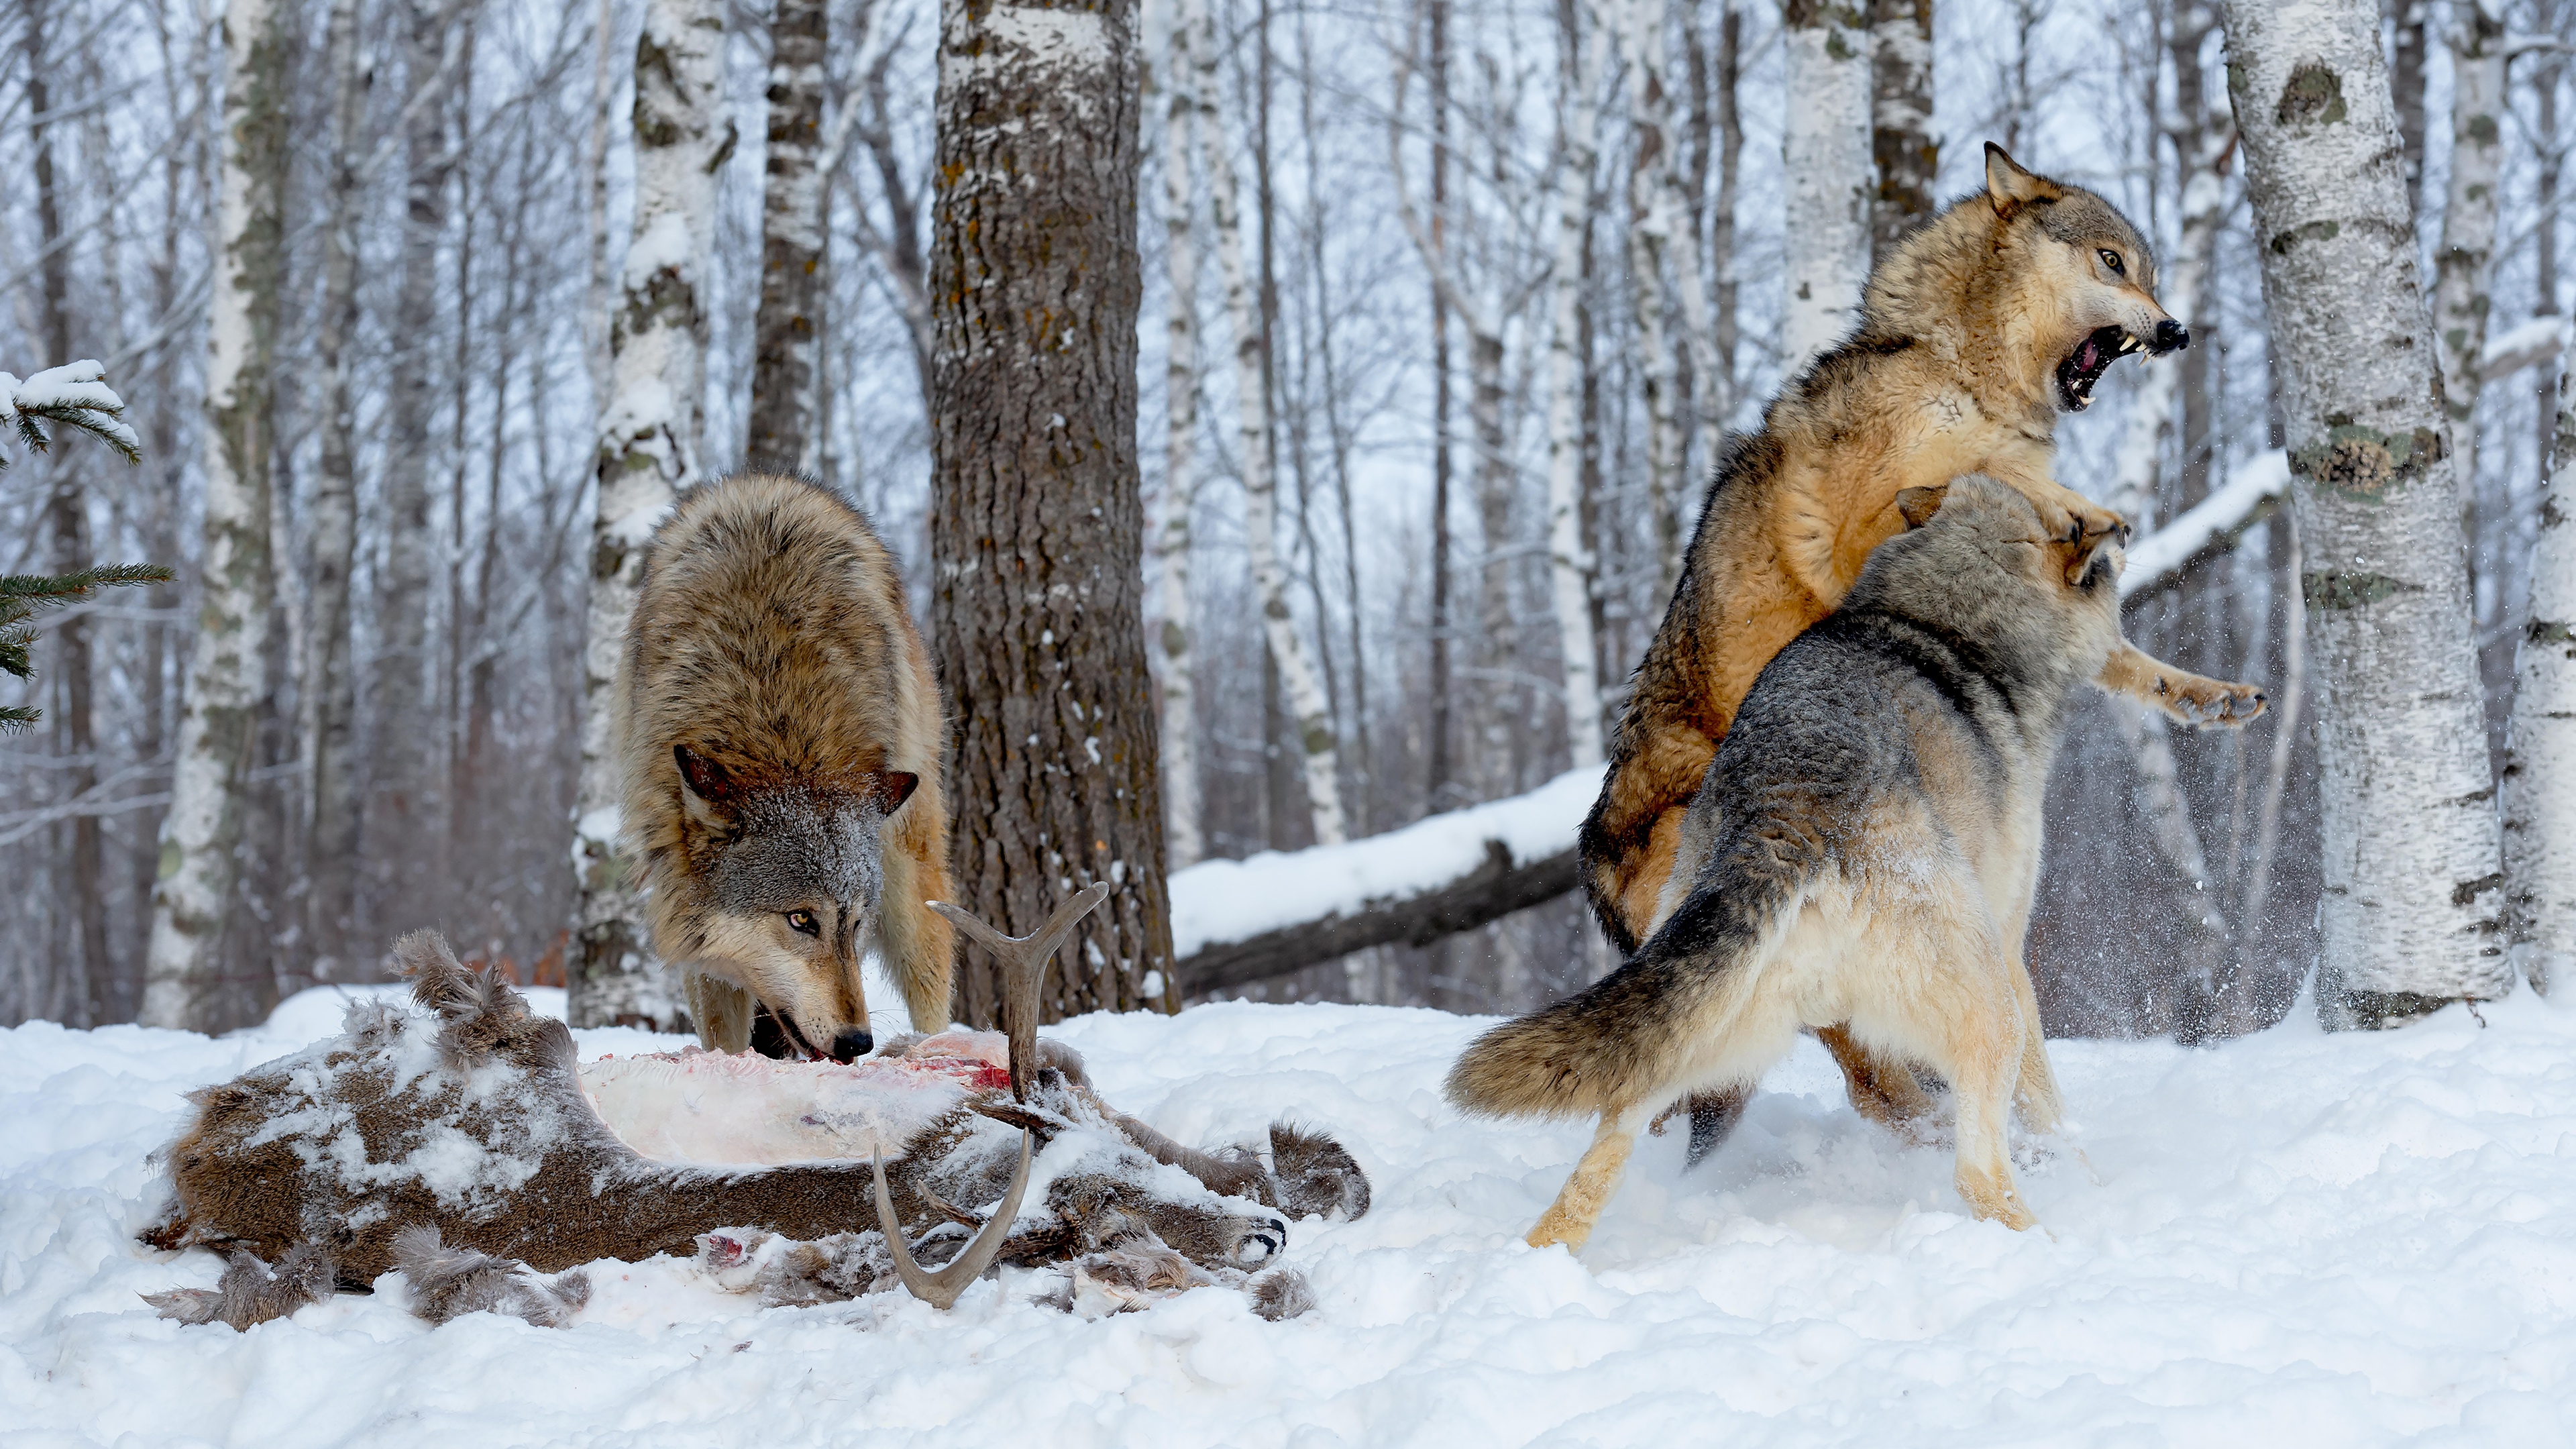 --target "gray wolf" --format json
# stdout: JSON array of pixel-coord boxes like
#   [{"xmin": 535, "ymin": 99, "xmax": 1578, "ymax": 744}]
[
  {"xmin": 619, "ymin": 472, "xmax": 953, "ymax": 1060},
  {"xmin": 1582, "ymin": 144, "xmax": 2267, "ymax": 1140},
  {"xmin": 1455, "ymin": 475, "xmax": 2129, "ymax": 1250}
]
